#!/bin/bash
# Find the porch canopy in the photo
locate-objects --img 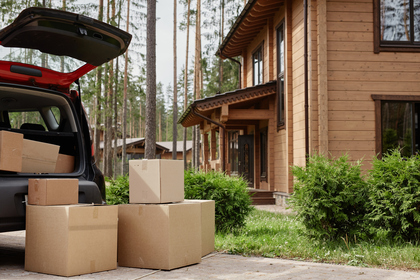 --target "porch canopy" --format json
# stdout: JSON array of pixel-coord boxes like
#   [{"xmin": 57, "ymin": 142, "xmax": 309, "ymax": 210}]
[
  {"xmin": 179, "ymin": 81, "xmax": 276, "ymax": 173},
  {"xmin": 217, "ymin": 0, "xmax": 284, "ymax": 59}
]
